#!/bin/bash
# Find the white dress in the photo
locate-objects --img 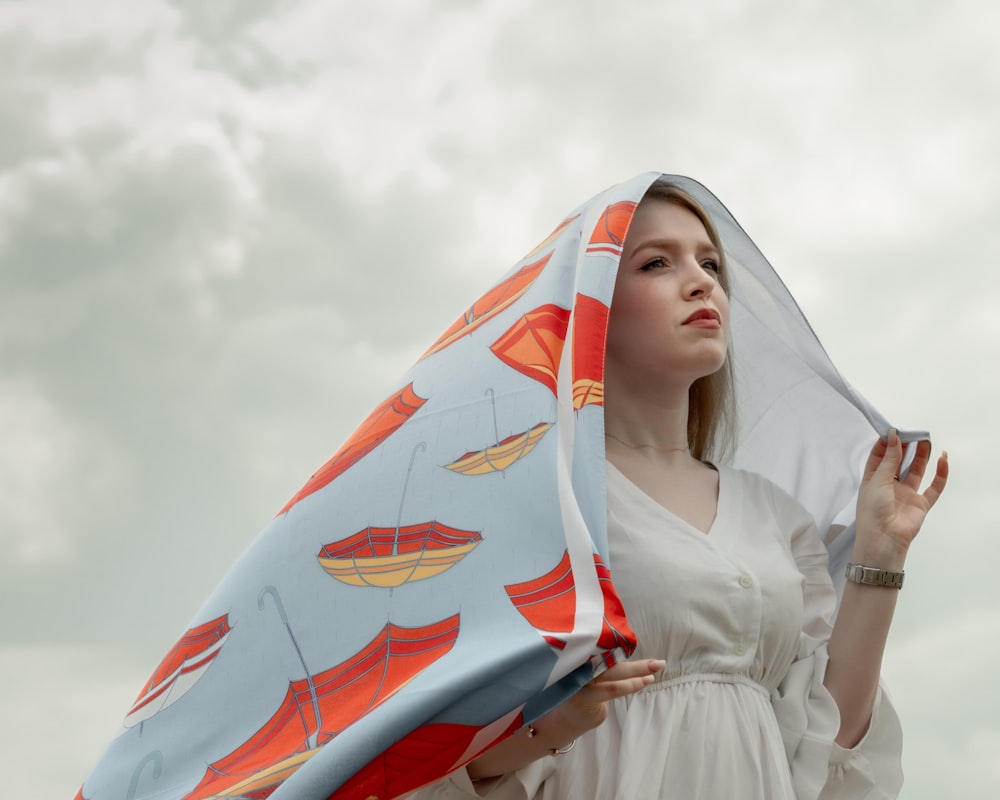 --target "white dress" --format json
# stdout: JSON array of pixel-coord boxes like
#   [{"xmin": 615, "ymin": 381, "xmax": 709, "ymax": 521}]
[{"xmin": 410, "ymin": 464, "xmax": 903, "ymax": 800}]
